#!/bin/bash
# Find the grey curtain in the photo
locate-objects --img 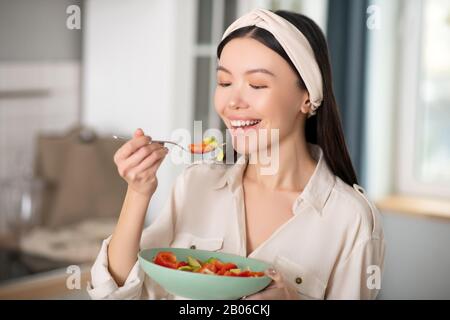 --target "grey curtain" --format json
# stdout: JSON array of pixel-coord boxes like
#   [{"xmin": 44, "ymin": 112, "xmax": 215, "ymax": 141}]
[{"xmin": 326, "ymin": 0, "xmax": 369, "ymax": 180}]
